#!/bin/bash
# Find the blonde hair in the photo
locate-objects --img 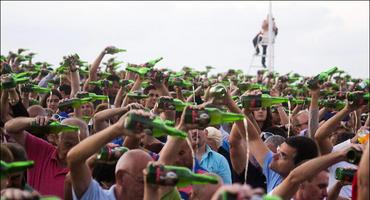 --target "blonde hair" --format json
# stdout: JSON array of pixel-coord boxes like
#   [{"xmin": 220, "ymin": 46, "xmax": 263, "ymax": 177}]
[{"xmin": 205, "ymin": 127, "xmax": 223, "ymax": 148}]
